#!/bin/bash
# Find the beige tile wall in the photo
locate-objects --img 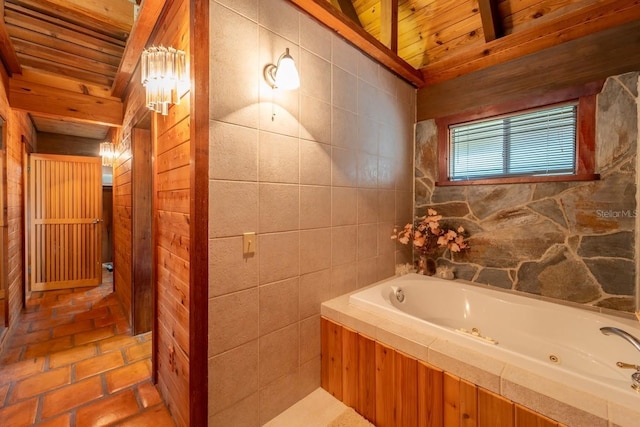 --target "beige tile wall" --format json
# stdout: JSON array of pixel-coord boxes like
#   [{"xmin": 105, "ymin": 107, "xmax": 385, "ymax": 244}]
[{"xmin": 208, "ymin": 0, "xmax": 416, "ymax": 424}]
